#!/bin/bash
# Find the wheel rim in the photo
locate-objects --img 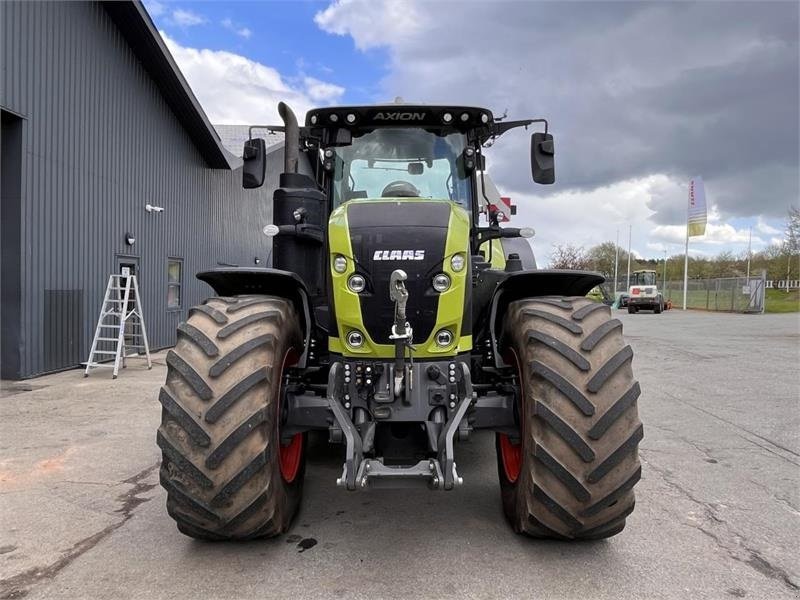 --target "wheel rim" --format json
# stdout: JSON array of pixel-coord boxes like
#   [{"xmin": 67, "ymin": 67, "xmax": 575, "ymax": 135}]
[
  {"xmin": 499, "ymin": 348, "xmax": 523, "ymax": 483},
  {"xmin": 499, "ymin": 433, "xmax": 522, "ymax": 483},
  {"xmin": 279, "ymin": 432, "xmax": 303, "ymax": 483},
  {"xmin": 278, "ymin": 349, "xmax": 303, "ymax": 483}
]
